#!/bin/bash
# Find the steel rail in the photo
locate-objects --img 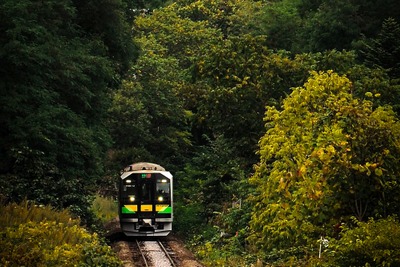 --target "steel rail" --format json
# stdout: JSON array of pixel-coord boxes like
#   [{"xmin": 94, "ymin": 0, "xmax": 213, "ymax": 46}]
[
  {"xmin": 136, "ymin": 239, "xmax": 149, "ymax": 267},
  {"xmin": 157, "ymin": 239, "xmax": 177, "ymax": 267}
]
